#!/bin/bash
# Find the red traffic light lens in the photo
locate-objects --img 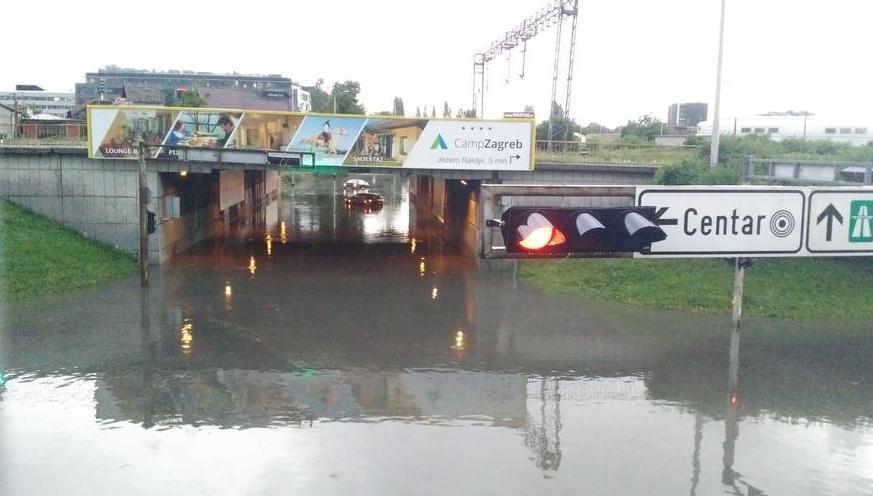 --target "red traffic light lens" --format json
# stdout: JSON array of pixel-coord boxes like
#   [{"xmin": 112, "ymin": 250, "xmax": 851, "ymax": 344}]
[{"xmin": 517, "ymin": 213, "xmax": 566, "ymax": 250}]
